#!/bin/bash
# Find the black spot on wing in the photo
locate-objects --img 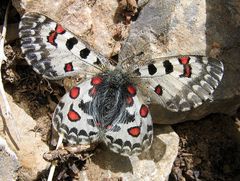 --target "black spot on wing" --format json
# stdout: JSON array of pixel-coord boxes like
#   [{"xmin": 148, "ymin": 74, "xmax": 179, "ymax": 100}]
[
  {"xmin": 163, "ymin": 60, "xmax": 173, "ymax": 74},
  {"xmin": 68, "ymin": 127, "xmax": 78, "ymax": 136},
  {"xmin": 106, "ymin": 135, "xmax": 114, "ymax": 144},
  {"xmin": 78, "ymin": 100, "xmax": 91, "ymax": 114},
  {"xmin": 111, "ymin": 125, "xmax": 121, "ymax": 132},
  {"xmin": 66, "ymin": 37, "xmax": 78, "ymax": 50},
  {"xmin": 148, "ymin": 64, "xmax": 157, "ymax": 75},
  {"xmin": 43, "ymin": 61, "xmax": 51, "ymax": 70},
  {"xmin": 123, "ymin": 141, "xmax": 132, "ymax": 148},
  {"xmin": 133, "ymin": 68, "xmax": 141, "ymax": 76},
  {"xmin": 147, "ymin": 125, "xmax": 153, "ymax": 132},
  {"xmin": 120, "ymin": 112, "xmax": 135, "ymax": 124},
  {"xmin": 142, "ymin": 134, "xmax": 148, "ymax": 142},
  {"xmin": 80, "ymin": 48, "xmax": 90, "ymax": 59},
  {"xmin": 58, "ymin": 101, "xmax": 65, "ymax": 109},
  {"xmin": 93, "ymin": 58, "xmax": 102, "ymax": 66},
  {"xmin": 114, "ymin": 139, "xmax": 123, "ymax": 147},
  {"xmin": 87, "ymin": 119, "xmax": 95, "ymax": 127},
  {"xmin": 78, "ymin": 129, "xmax": 88, "ymax": 137},
  {"xmin": 132, "ymin": 143, "xmax": 141, "ymax": 150},
  {"xmin": 89, "ymin": 131, "xmax": 98, "ymax": 137},
  {"xmin": 67, "ymin": 134, "xmax": 78, "ymax": 143},
  {"xmin": 60, "ymin": 123, "xmax": 69, "ymax": 134}
]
